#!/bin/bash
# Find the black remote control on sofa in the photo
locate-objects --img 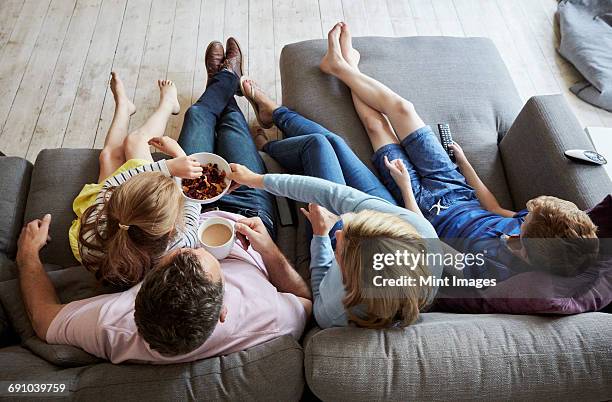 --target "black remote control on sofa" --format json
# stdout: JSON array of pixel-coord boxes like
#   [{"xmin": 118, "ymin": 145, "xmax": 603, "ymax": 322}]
[{"xmin": 438, "ymin": 123, "xmax": 455, "ymax": 162}]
